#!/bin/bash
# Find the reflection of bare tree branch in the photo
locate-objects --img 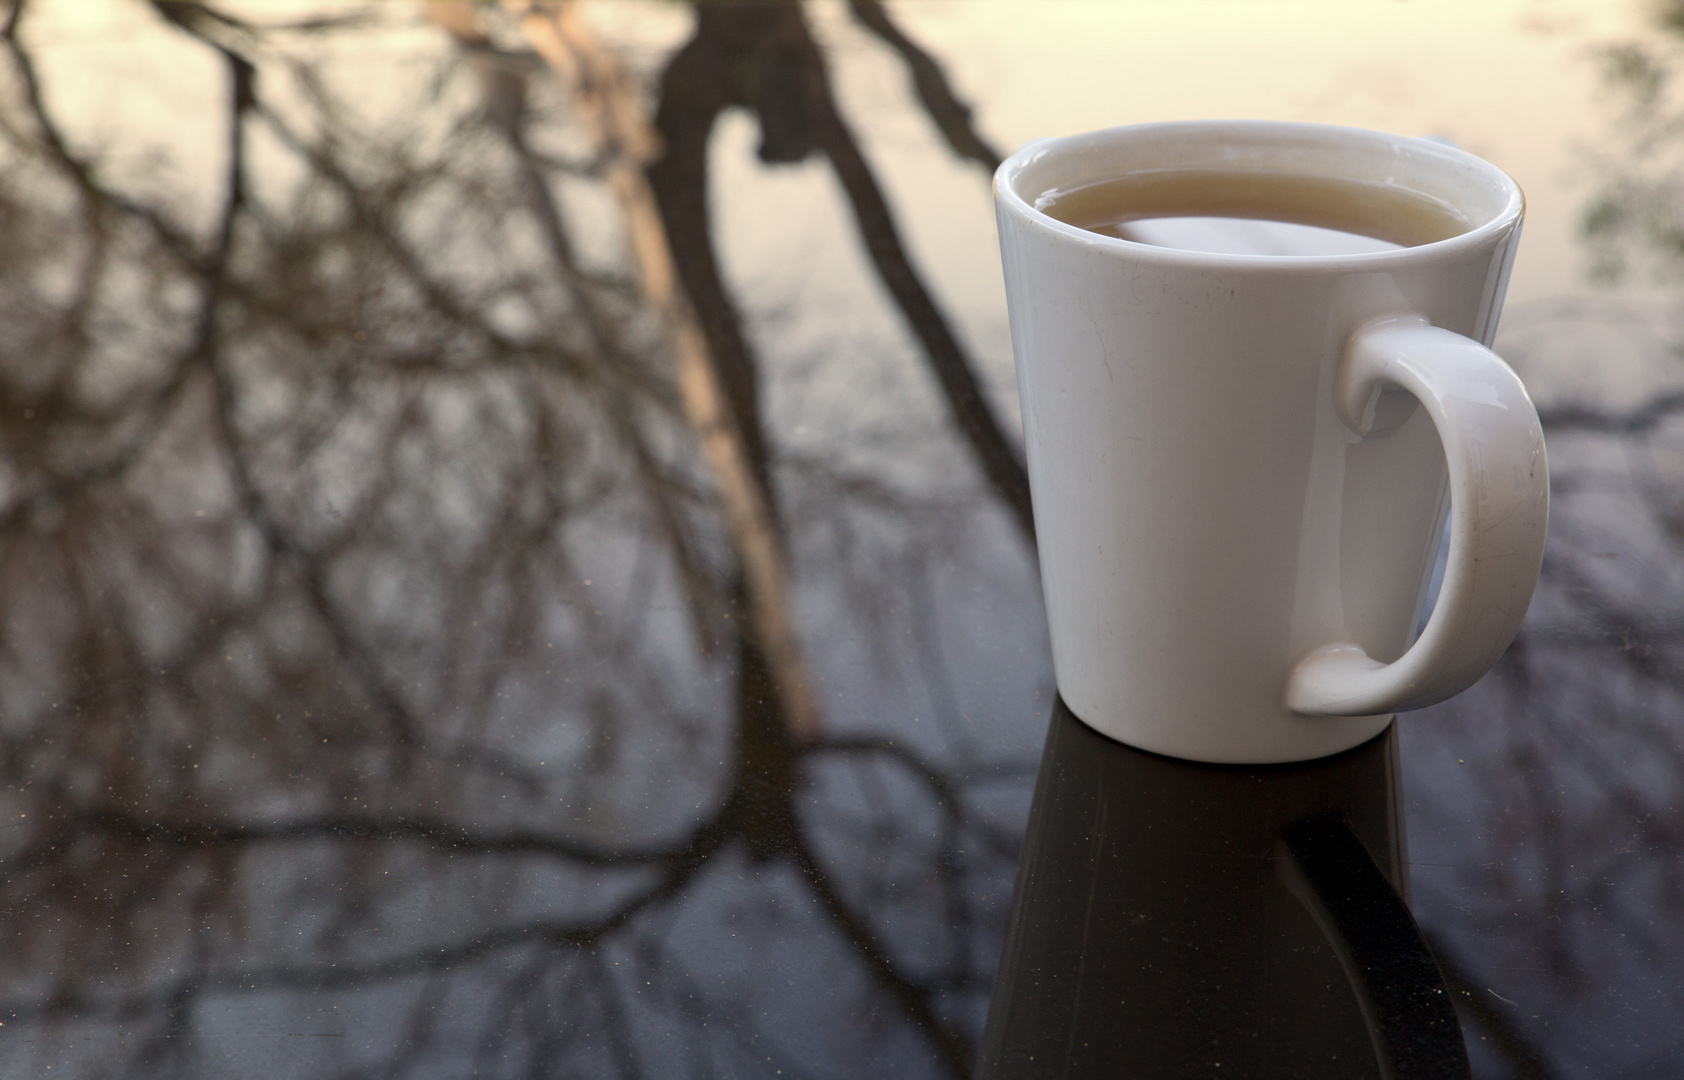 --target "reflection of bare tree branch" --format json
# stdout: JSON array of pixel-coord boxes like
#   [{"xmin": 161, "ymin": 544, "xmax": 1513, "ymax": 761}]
[
  {"xmin": 517, "ymin": 0, "xmax": 824, "ymax": 741},
  {"xmin": 433, "ymin": 6, "xmax": 723, "ymax": 653},
  {"xmin": 798, "ymin": 14, "xmax": 1033, "ymax": 543},
  {"xmin": 1, "ymin": 907, "xmax": 682, "ymax": 1023},
  {"xmin": 7, "ymin": 808, "xmax": 700, "ymax": 871},
  {"xmin": 846, "ymin": 0, "xmax": 1002, "ymax": 173},
  {"xmin": 246, "ymin": 100, "xmax": 596, "ymax": 381},
  {"xmin": 641, "ymin": 9, "xmax": 774, "ymax": 496},
  {"xmin": 791, "ymin": 835, "xmax": 974, "ymax": 1078},
  {"xmin": 650, "ymin": 2, "xmax": 1035, "ymax": 545},
  {"xmin": 640, "ymin": 938, "xmax": 829, "ymax": 1080},
  {"xmin": 589, "ymin": 952, "xmax": 649, "ymax": 1080},
  {"xmin": 0, "ymin": 8, "xmax": 201, "ymax": 261},
  {"xmin": 0, "ymin": 13, "xmax": 218, "ymax": 516},
  {"xmin": 809, "ymin": 735, "xmax": 1022, "ymax": 862},
  {"xmin": 157, "ymin": 3, "xmax": 448, "ymax": 764},
  {"xmin": 1540, "ymin": 555, "xmax": 1684, "ymax": 693},
  {"xmin": 6, "ymin": 4, "xmax": 559, "ymax": 785},
  {"xmin": 1537, "ymin": 389, "xmax": 1684, "ymax": 433},
  {"xmin": 0, "ymin": 3, "xmax": 1037, "ymax": 1075}
]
